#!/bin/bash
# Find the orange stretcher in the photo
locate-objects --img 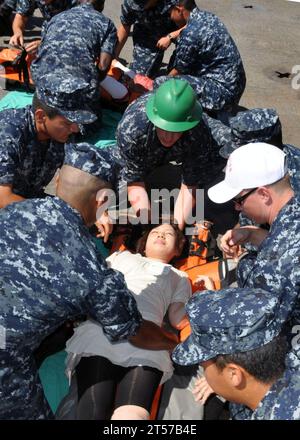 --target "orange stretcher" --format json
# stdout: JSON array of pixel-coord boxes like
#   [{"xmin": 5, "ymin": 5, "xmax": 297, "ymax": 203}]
[
  {"xmin": 0, "ymin": 47, "xmax": 34, "ymax": 89},
  {"xmin": 109, "ymin": 221, "xmax": 226, "ymax": 419}
]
